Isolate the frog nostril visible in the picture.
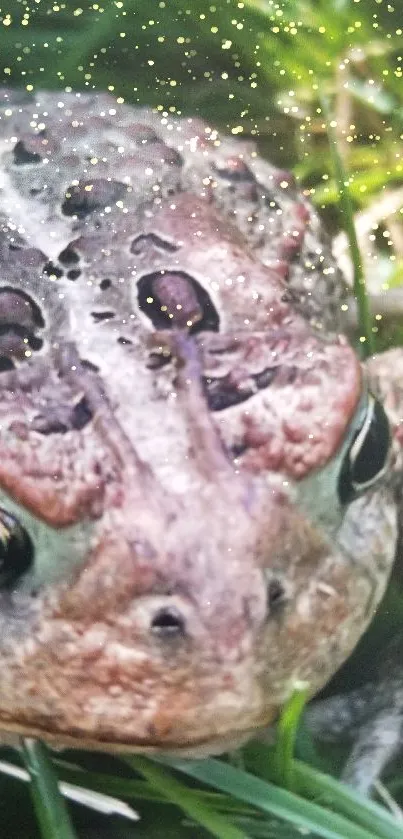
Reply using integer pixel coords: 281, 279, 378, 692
150, 605, 186, 638
137, 270, 219, 333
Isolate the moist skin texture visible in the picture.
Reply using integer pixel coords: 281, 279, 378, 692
0, 88, 396, 755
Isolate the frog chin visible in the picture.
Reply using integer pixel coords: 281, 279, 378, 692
0, 719, 258, 757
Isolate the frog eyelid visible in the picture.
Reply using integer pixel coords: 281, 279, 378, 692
351, 393, 391, 488
349, 393, 377, 467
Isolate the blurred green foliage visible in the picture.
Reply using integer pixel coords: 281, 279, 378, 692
1, 1, 402, 263
0, 0, 401, 140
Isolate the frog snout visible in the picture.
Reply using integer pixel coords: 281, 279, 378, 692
125, 564, 270, 657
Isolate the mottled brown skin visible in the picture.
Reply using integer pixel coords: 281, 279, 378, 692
0, 89, 396, 754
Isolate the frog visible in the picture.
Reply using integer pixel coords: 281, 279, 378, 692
0, 87, 397, 770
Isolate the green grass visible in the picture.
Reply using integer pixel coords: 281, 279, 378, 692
0, 683, 399, 838
21, 739, 78, 839
2, 694, 402, 839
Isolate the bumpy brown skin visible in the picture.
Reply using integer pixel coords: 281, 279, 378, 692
0, 89, 396, 754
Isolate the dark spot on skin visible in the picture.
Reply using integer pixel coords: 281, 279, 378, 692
71, 396, 93, 430
230, 441, 248, 458
151, 606, 186, 637
131, 233, 179, 255
91, 311, 115, 323
147, 351, 171, 370
0, 357, 14, 372
61, 179, 128, 218
58, 245, 80, 265
80, 358, 99, 373
253, 368, 277, 390
33, 415, 69, 434
12, 140, 42, 166
43, 261, 63, 279
100, 278, 112, 290
32, 397, 93, 435
281, 290, 298, 305
206, 339, 240, 356
67, 269, 81, 281
263, 193, 281, 211
204, 366, 278, 411
212, 158, 255, 182
137, 270, 219, 333
204, 377, 250, 411
283, 366, 299, 386
267, 578, 286, 613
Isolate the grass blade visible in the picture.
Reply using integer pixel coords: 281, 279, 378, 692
320, 94, 374, 355
274, 685, 309, 790
0, 758, 138, 820
294, 760, 403, 839
161, 757, 397, 839
127, 755, 247, 839
21, 739, 78, 839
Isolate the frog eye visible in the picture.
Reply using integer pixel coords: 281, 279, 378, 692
0, 509, 33, 588
338, 395, 391, 505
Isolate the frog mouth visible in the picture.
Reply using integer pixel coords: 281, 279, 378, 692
0, 717, 264, 757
